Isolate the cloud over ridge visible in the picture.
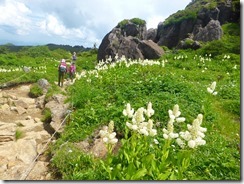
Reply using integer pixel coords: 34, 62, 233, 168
0, 0, 191, 47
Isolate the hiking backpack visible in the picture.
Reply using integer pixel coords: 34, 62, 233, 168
59, 63, 66, 72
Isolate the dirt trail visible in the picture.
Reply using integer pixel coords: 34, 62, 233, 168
0, 79, 106, 180
0, 84, 53, 180
0, 85, 43, 123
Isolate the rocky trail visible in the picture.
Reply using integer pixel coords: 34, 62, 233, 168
0, 75, 112, 180
0, 81, 69, 180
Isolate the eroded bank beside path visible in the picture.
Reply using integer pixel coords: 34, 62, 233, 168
0, 82, 69, 180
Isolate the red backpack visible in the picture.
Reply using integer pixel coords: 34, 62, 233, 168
59, 62, 67, 72
70, 65, 76, 73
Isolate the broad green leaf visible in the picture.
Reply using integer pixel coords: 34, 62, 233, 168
125, 163, 136, 180
123, 150, 130, 163
170, 171, 177, 180
157, 170, 172, 180
131, 168, 147, 180
161, 150, 169, 162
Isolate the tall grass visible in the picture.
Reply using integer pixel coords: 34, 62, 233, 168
50, 48, 240, 180
0, 22, 240, 180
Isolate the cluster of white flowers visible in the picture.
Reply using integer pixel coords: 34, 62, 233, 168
96, 54, 165, 71
99, 121, 118, 145
123, 103, 134, 118
0, 67, 22, 73
194, 54, 212, 62
163, 104, 186, 140
174, 55, 188, 60
0, 65, 47, 73
124, 102, 157, 137
74, 54, 166, 83
176, 114, 207, 149
194, 54, 212, 73
122, 102, 207, 149
74, 69, 101, 82
207, 81, 218, 95
223, 54, 231, 60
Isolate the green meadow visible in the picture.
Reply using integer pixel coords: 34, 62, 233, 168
0, 22, 240, 180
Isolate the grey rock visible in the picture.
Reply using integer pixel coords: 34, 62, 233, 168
194, 20, 223, 42
98, 19, 164, 61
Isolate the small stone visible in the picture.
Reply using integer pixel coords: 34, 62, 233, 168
26, 116, 32, 120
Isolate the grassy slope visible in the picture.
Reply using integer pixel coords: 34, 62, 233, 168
0, 22, 240, 180
52, 45, 240, 180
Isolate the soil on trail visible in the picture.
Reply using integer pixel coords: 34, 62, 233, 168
0, 85, 43, 123
0, 81, 109, 180
0, 84, 52, 180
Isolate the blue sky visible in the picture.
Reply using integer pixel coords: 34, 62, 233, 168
0, 0, 193, 47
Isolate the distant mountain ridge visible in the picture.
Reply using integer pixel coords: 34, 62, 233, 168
0, 43, 91, 53
46, 44, 91, 52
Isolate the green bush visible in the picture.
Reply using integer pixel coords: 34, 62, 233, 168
117, 18, 146, 28
29, 83, 43, 98
42, 108, 52, 124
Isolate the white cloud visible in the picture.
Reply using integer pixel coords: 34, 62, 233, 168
0, 0, 193, 47
0, 0, 32, 35
38, 14, 86, 40
39, 15, 67, 36
147, 15, 167, 29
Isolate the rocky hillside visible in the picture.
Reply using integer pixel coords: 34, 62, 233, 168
155, 0, 240, 49
97, 0, 240, 61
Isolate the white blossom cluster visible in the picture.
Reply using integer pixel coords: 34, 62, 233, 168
99, 121, 118, 145
176, 114, 207, 149
222, 54, 230, 61
74, 54, 166, 83
124, 102, 157, 137
194, 54, 212, 62
163, 104, 186, 140
0, 67, 22, 73
0, 65, 47, 73
207, 81, 218, 95
173, 55, 188, 60
96, 54, 165, 71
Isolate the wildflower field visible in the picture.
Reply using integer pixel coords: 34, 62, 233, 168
51, 50, 240, 180
0, 23, 240, 180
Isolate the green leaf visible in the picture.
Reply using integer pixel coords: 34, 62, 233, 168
123, 150, 130, 163
142, 153, 155, 166
157, 170, 172, 180
161, 150, 169, 162
131, 168, 147, 180
170, 171, 177, 180
182, 158, 190, 170
125, 163, 136, 180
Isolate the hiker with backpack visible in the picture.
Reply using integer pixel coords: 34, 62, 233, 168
72, 52, 77, 63
58, 59, 67, 87
69, 62, 76, 82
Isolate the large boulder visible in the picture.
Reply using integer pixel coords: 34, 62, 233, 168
138, 40, 164, 59
194, 20, 223, 42
37, 79, 50, 93
44, 94, 69, 132
146, 28, 157, 42
177, 37, 201, 50
156, 19, 195, 49
97, 18, 164, 61
121, 21, 147, 39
